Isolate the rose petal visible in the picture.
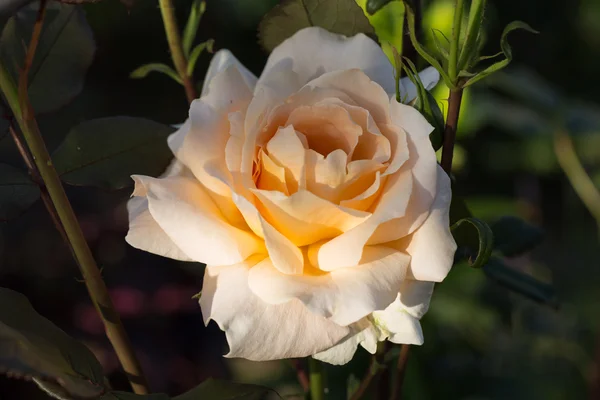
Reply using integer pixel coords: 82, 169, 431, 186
389, 166, 456, 282
340, 171, 384, 211
317, 169, 413, 270
133, 174, 264, 265
265, 125, 307, 193
313, 319, 380, 365
397, 280, 435, 319
200, 256, 349, 360
253, 189, 370, 247
257, 149, 288, 194
305, 149, 348, 203
202, 49, 257, 97
247, 246, 410, 326
259, 215, 304, 275
258, 27, 396, 97
372, 298, 424, 345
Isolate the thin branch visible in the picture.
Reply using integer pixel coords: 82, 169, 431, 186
440, 88, 464, 173
158, 0, 197, 104
389, 344, 410, 400
554, 128, 600, 235
350, 345, 387, 400
0, 0, 150, 394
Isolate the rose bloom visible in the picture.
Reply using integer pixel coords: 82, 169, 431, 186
127, 27, 456, 364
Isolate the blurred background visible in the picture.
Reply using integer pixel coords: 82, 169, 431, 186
0, 0, 599, 399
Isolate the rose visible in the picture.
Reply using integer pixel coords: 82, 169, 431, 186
126, 27, 457, 365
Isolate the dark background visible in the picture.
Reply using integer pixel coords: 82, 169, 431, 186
1, 0, 599, 399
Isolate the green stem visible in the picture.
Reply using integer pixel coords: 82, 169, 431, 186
309, 358, 324, 400
0, 64, 149, 395
441, 88, 464, 173
448, 0, 465, 83
554, 128, 600, 236
158, 0, 197, 104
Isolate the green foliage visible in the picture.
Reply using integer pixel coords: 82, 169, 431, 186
187, 39, 214, 76
130, 63, 183, 84
491, 216, 544, 257
365, 0, 394, 15
0, 163, 40, 220
451, 217, 494, 269
182, 0, 206, 57
258, 0, 375, 52
101, 393, 170, 400
0, 287, 105, 399
483, 258, 558, 308
401, 56, 445, 150
173, 378, 278, 400
52, 117, 175, 190
463, 21, 538, 88
0, 3, 95, 114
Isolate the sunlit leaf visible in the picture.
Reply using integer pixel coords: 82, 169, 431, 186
0, 3, 95, 113
186, 39, 214, 76
451, 217, 494, 268
491, 216, 544, 257
0, 288, 105, 399
53, 117, 175, 190
173, 378, 278, 400
365, 0, 394, 15
0, 163, 40, 220
182, 0, 206, 57
130, 63, 182, 84
463, 21, 538, 88
483, 257, 558, 308
402, 57, 445, 150
258, 0, 375, 52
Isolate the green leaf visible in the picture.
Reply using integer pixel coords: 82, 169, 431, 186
0, 287, 105, 399
182, 0, 206, 57
130, 63, 183, 84
401, 57, 445, 150
451, 217, 494, 268
490, 216, 544, 257
0, 3, 95, 113
173, 378, 278, 400
365, 0, 394, 15
258, 0, 375, 52
186, 39, 214, 76
53, 117, 175, 190
483, 257, 558, 308
463, 21, 538, 88
457, 0, 487, 70
0, 163, 40, 220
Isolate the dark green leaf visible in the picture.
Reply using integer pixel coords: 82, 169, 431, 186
491, 216, 544, 257
0, 163, 40, 220
366, 0, 394, 15
173, 378, 278, 400
53, 117, 175, 190
101, 392, 170, 400
402, 57, 445, 150
483, 257, 558, 308
463, 21, 538, 88
451, 217, 494, 268
130, 63, 183, 84
258, 0, 375, 52
0, 288, 105, 399
182, 0, 206, 57
0, 3, 95, 113
187, 39, 214, 76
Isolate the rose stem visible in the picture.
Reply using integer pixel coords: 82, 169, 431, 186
0, 1, 149, 394
308, 358, 325, 400
440, 88, 464, 173
159, 0, 197, 104
9, 124, 76, 257
554, 127, 600, 236
349, 343, 388, 400
389, 344, 410, 400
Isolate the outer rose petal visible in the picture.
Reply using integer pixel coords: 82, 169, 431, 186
390, 166, 456, 282
313, 319, 381, 365
126, 159, 192, 261
133, 174, 264, 266
247, 246, 410, 326
258, 27, 396, 97
202, 49, 257, 97
200, 256, 350, 360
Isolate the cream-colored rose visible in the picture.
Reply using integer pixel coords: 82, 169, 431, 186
127, 27, 456, 364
